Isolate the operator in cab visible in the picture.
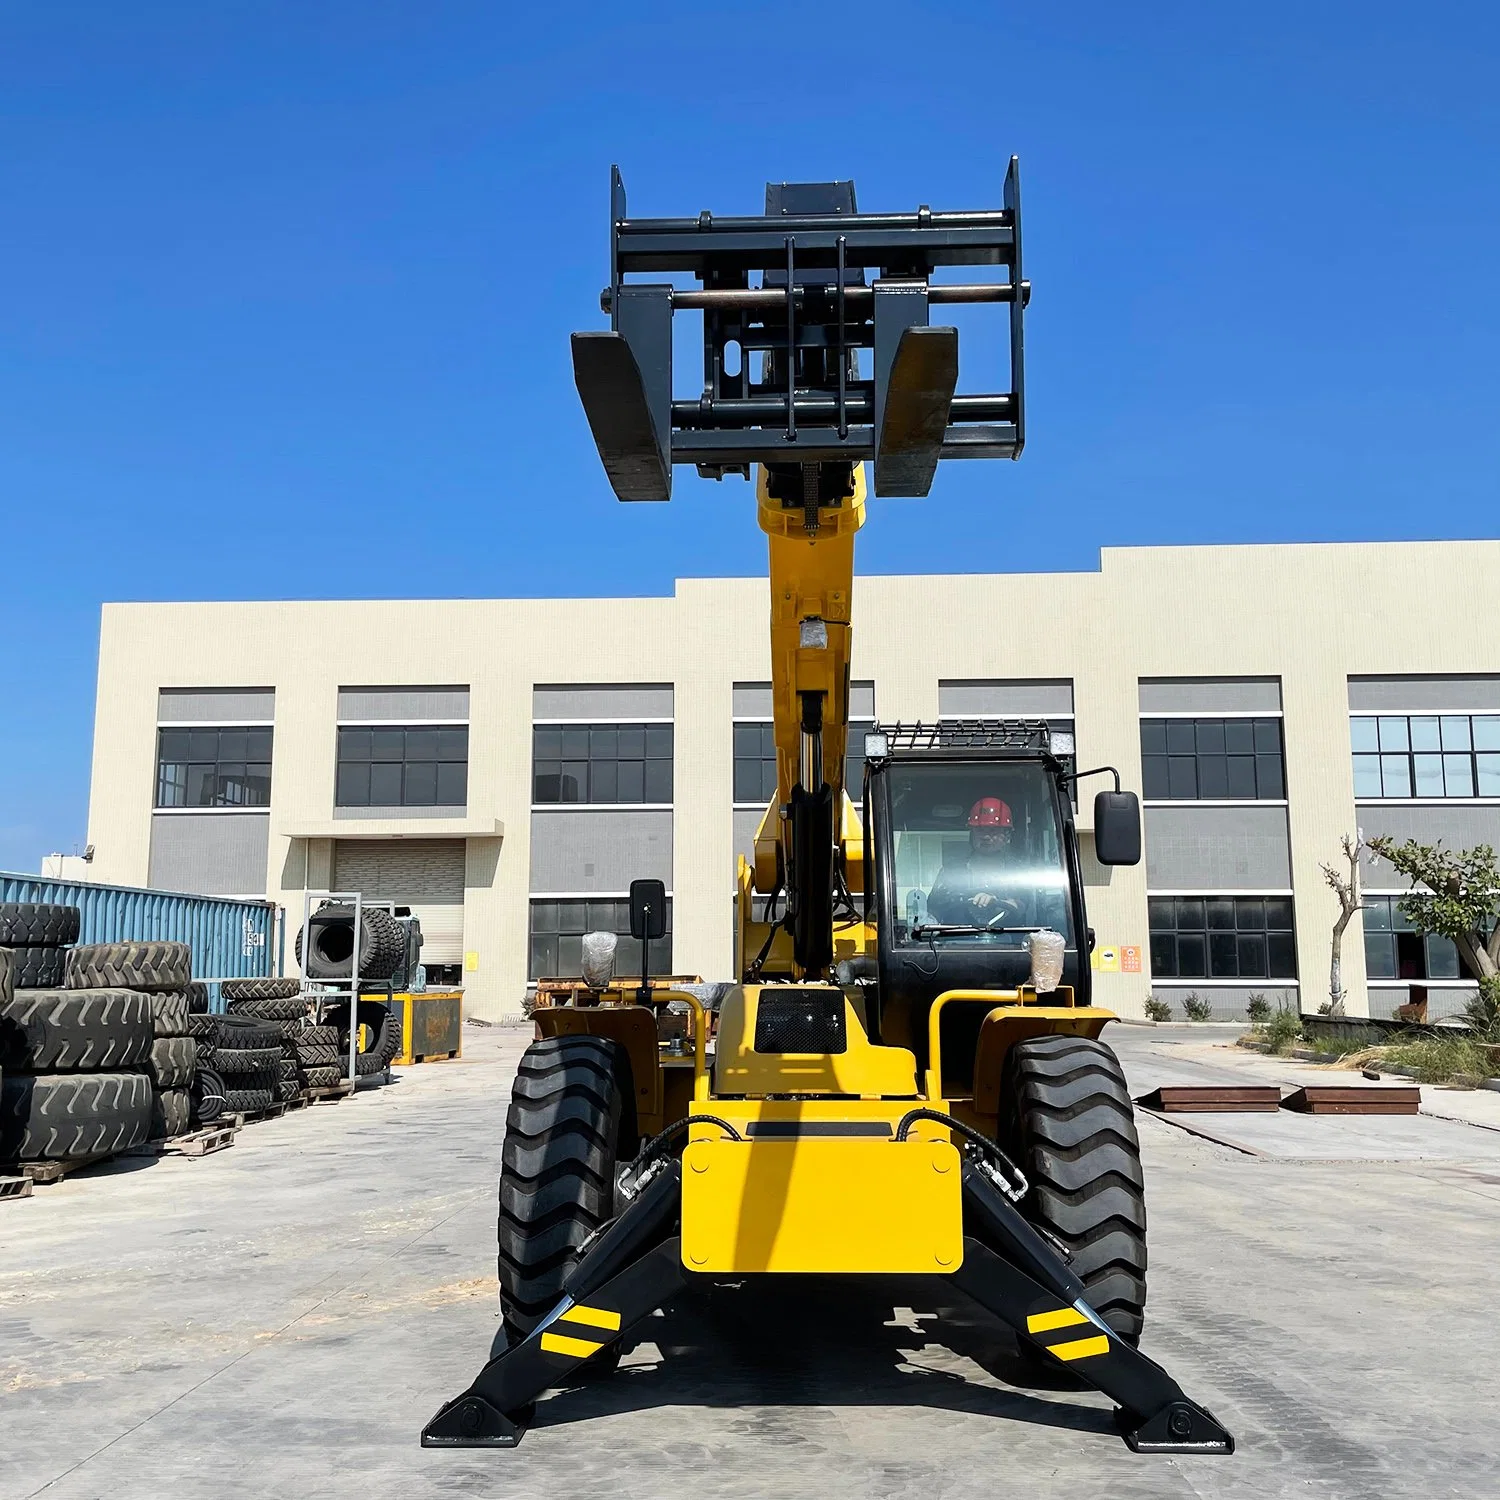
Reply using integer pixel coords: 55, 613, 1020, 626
925, 797, 1029, 926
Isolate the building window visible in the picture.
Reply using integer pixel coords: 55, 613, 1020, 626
844, 719, 877, 801
1140, 718, 1285, 800
734, 719, 877, 805
1149, 896, 1297, 980
532, 724, 673, 805
529, 898, 673, 979
1351, 714, 1500, 799
733, 722, 777, 804
1361, 896, 1464, 980
156, 727, 273, 808
335, 726, 468, 807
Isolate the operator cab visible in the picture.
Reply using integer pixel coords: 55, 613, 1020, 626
862, 721, 1137, 1074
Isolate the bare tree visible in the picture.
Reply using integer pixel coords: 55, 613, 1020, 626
1320, 832, 1365, 1018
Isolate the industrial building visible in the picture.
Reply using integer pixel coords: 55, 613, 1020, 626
81, 538, 1500, 1022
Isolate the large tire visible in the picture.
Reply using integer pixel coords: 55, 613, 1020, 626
300, 1063, 342, 1089
221, 977, 301, 1001
10, 946, 66, 991
0, 990, 153, 1072
295, 1042, 339, 1067
150, 1088, 192, 1139
325, 1000, 402, 1068
184, 981, 209, 1015
226, 996, 309, 1023
1, 1071, 152, 1160
65, 941, 192, 993
148, 992, 192, 1038
147, 1036, 197, 1089
222, 1075, 278, 1113
216, 1043, 282, 1076
497, 1036, 636, 1339
0, 903, 81, 947
295, 905, 405, 982
999, 1034, 1148, 1344
186, 1013, 219, 1062
212, 1015, 283, 1051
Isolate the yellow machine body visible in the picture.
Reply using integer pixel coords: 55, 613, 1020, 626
532, 979, 1113, 1276
680, 1129, 963, 1274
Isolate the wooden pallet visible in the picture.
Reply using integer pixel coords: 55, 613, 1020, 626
1, 1175, 33, 1201
0, 1152, 119, 1186
1137, 1085, 1283, 1113
227, 1081, 353, 1127
234, 1100, 288, 1125
128, 1125, 238, 1159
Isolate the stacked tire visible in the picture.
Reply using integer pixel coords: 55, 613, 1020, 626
66, 939, 198, 1144
209, 1013, 285, 1115
224, 978, 313, 1101
188, 1011, 227, 1127
0, 901, 77, 989
0, 920, 193, 1161
326, 998, 403, 1079
293, 1021, 342, 1090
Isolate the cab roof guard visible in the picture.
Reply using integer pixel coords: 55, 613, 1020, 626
867, 720, 1054, 757
572, 160, 1028, 502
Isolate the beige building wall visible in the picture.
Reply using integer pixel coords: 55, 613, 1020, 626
86, 540, 1500, 1021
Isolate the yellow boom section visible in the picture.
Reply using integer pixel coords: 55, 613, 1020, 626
750, 465, 867, 897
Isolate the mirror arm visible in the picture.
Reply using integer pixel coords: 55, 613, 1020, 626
1062, 764, 1122, 794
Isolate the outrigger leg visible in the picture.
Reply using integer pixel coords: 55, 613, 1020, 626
955, 1163, 1234, 1454
422, 1157, 1232, 1455
421, 1163, 686, 1448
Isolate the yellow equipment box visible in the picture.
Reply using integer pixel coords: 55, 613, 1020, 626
386, 990, 463, 1066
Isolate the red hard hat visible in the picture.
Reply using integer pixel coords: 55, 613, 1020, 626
969, 797, 1013, 828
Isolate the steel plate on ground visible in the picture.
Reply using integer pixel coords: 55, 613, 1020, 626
1135, 1085, 1282, 1113
1281, 1086, 1421, 1115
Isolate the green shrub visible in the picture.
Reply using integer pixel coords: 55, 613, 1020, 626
1382, 1033, 1493, 1083
1264, 1005, 1302, 1054
1144, 995, 1173, 1022
1245, 993, 1271, 1023
1463, 975, 1500, 1041
1182, 992, 1214, 1022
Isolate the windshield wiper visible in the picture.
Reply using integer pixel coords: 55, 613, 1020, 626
911, 923, 1040, 940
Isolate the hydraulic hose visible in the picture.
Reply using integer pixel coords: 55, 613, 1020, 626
618, 1114, 743, 1200
893, 1107, 1029, 1200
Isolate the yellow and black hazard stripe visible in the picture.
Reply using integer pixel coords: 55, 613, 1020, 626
1025, 1306, 1111, 1363
537, 1303, 623, 1359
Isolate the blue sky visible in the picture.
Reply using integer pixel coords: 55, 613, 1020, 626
1, 2, 1497, 872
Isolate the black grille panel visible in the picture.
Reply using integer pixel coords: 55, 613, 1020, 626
754, 989, 847, 1054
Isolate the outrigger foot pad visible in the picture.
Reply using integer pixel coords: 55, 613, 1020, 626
420, 1165, 687, 1449
422, 1394, 531, 1448
1120, 1400, 1235, 1455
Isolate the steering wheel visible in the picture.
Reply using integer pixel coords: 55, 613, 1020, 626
976, 896, 1024, 928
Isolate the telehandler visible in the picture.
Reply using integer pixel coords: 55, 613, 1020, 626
423, 161, 1233, 1455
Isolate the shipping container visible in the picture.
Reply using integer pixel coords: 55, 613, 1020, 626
0, 872, 277, 1006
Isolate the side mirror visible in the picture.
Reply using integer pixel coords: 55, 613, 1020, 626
628, 878, 667, 1005
1093, 790, 1142, 866
629, 878, 667, 939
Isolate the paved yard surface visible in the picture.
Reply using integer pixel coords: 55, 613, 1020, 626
4, 1022, 1498, 1500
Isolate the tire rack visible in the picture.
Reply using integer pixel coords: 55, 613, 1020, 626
297, 890, 394, 1085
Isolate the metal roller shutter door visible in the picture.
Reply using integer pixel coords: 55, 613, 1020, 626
332, 840, 466, 965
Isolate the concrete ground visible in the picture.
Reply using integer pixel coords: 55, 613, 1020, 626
4, 1022, 1499, 1500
